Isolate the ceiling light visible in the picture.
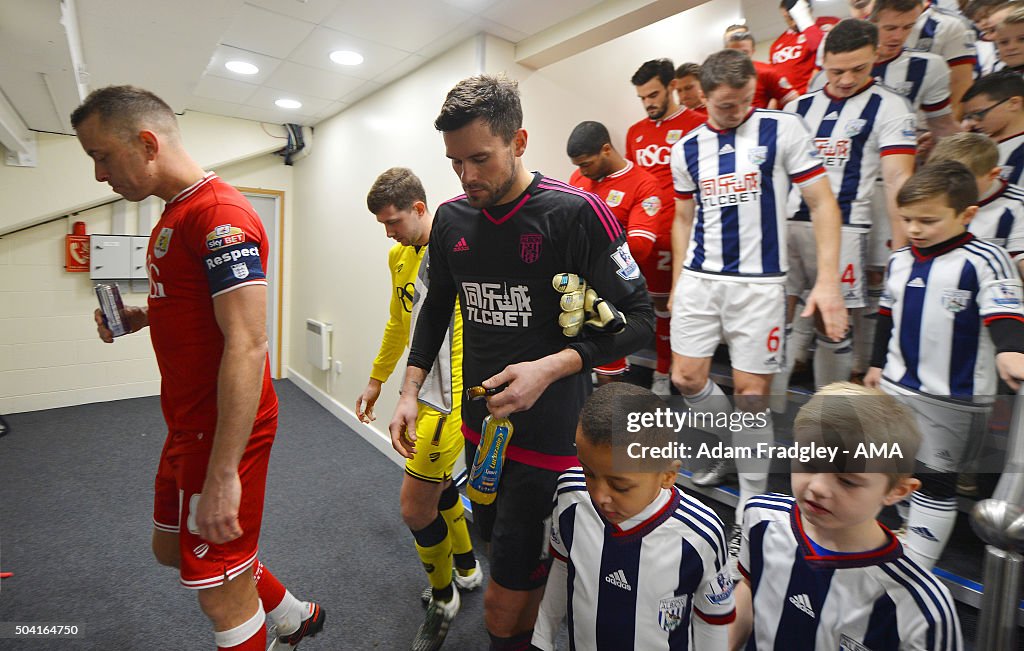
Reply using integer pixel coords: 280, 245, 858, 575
275, 98, 302, 109
330, 50, 364, 66
225, 60, 259, 75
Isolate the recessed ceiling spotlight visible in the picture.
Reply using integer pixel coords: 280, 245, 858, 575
275, 98, 302, 109
330, 50, 364, 66
225, 60, 259, 75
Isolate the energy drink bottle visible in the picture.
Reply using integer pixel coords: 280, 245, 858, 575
465, 385, 513, 505
95, 283, 130, 337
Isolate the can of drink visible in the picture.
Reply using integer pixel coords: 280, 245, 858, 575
95, 283, 130, 337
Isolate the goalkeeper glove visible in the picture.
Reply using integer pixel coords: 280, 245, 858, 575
552, 273, 627, 337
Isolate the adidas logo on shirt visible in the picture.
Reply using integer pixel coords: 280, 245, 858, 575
907, 277, 926, 288
719, 144, 735, 155
789, 593, 815, 618
453, 237, 470, 252
604, 569, 632, 591
909, 526, 939, 542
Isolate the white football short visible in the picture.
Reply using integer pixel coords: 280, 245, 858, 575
670, 272, 786, 374
786, 221, 868, 309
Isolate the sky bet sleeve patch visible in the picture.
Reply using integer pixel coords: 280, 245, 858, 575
204, 242, 266, 296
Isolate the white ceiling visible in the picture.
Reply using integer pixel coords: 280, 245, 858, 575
0, 0, 854, 140
0, 0, 610, 135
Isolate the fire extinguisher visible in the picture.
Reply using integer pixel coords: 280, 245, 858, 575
65, 221, 90, 272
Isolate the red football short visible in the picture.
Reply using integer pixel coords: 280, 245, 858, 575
153, 419, 276, 589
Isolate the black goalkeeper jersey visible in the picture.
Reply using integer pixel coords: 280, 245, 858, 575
408, 173, 654, 466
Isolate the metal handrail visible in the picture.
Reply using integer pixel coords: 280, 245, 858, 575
970, 387, 1024, 650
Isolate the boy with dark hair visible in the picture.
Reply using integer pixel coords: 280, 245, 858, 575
730, 382, 963, 650
533, 383, 735, 650
864, 160, 1024, 567
961, 70, 1024, 184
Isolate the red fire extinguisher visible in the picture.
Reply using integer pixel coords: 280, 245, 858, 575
65, 221, 89, 272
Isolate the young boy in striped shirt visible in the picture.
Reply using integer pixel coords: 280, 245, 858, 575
532, 382, 735, 650
731, 383, 963, 650
865, 160, 1024, 568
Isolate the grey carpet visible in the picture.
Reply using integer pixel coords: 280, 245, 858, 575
0, 379, 496, 650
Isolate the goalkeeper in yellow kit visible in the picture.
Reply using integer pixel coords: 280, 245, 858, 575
355, 167, 481, 651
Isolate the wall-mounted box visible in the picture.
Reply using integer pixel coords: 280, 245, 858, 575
90, 235, 131, 280
130, 236, 149, 280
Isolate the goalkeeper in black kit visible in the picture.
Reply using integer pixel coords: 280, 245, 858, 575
389, 74, 654, 651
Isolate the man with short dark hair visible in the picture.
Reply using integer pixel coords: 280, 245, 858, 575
73, 85, 323, 651
674, 62, 707, 113
566, 121, 673, 384
782, 19, 917, 392
626, 59, 704, 395
391, 75, 654, 651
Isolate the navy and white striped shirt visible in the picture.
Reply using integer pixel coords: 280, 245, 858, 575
880, 233, 1024, 398
740, 494, 963, 651
808, 50, 951, 117
786, 81, 917, 227
671, 109, 825, 279
998, 131, 1024, 186
537, 469, 735, 651
970, 181, 1024, 260
908, 3, 977, 69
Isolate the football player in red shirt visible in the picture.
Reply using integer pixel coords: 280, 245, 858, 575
627, 59, 705, 395
770, 0, 840, 93
724, 25, 800, 108
73, 86, 323, 651
568, 121, 674, 385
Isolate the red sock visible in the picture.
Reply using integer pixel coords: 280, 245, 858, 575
655, 313, 671, 374
252, 559, 286, 612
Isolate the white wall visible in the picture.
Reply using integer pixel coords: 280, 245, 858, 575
513, 0, 744, 182
285, 37, 482, 457
284, 0, 745, 448
0, 149, 293, 414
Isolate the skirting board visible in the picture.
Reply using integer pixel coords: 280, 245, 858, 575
286, 368, 406, 469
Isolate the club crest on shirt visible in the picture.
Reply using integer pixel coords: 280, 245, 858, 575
666, 129, 683, 144
659, 596, 688, 632
845, 119, 867, 137
891, 81, 914, 97
642, 195, 662, 216
941, 288, 971, 313
231, 262, 250, 280
606, 190, 625, 207
520, 234, 543, 264
748, 146, 768, 166
839, 633, 871, 651
153, 227, 173, 258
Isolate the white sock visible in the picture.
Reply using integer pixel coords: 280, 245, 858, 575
213, 601, 265, 649
813, 329, 853, 387
267, 593, 310, 636
791, 309, 815, 364
734, 412, 773, 524
684, 380, 733, 440
904, 492, 958, 570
